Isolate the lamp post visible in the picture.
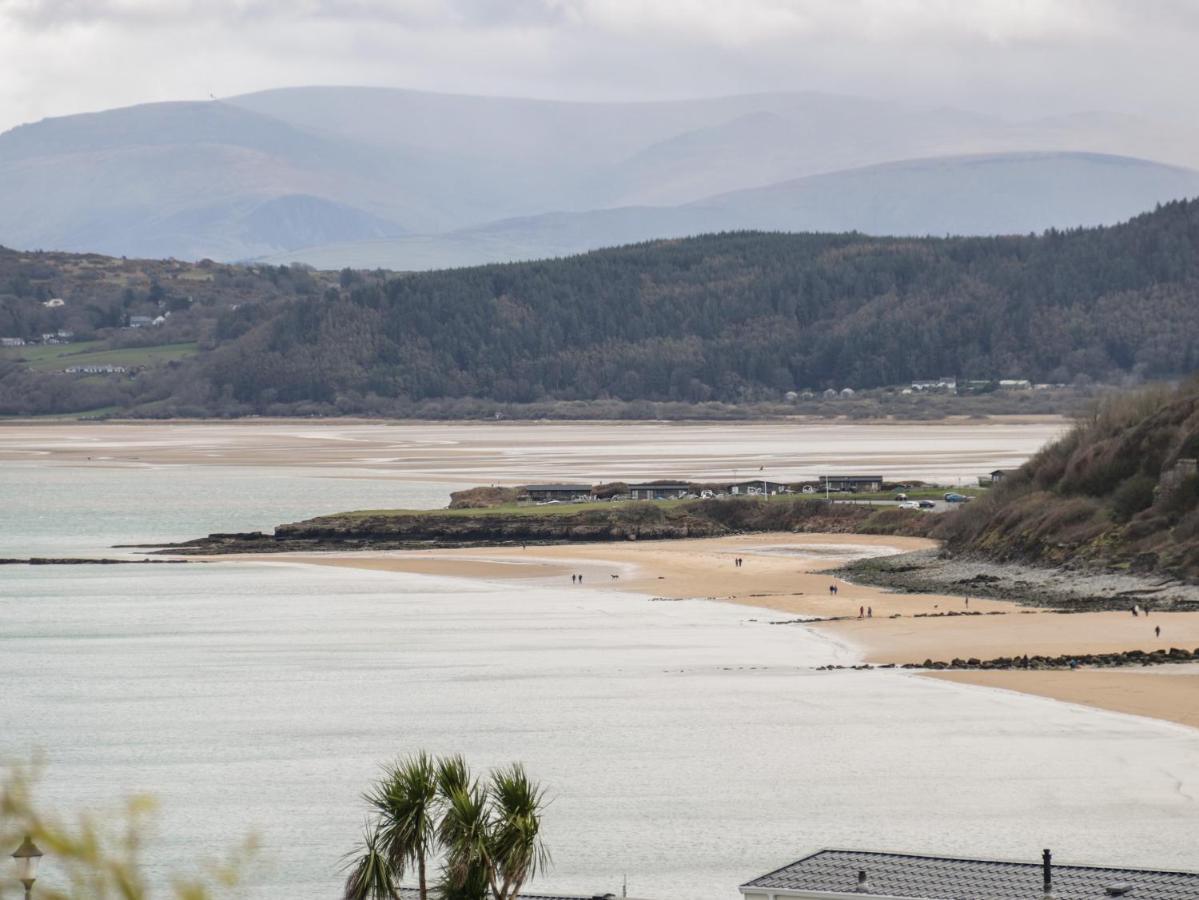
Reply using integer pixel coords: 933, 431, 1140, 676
12, 836, 43, 900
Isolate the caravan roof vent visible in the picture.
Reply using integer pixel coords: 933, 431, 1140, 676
1105, 884, 1134, 896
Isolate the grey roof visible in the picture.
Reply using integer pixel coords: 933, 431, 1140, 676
524, 484, 594, 491
628, 483, 690, 489
742, 849, 1199, 899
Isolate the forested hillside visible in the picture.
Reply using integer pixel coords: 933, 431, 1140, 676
937, 379, 1199, 579
198, 200, 1199, 409
2, 200, 1198, 417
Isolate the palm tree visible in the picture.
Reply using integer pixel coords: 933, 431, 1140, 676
439, 762, 550, 900
435, 755, 490, 900
345, 753, 551, 900
486, 764, 550, 900
438, 775, 493, 898
343, 822, 396, 900
368, 752, 439, 900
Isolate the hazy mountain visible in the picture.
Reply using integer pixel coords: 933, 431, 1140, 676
261, 152, 1199, 271
5, 86, 1199, 263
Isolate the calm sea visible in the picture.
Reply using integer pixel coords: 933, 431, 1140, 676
2, 433, 1198, 899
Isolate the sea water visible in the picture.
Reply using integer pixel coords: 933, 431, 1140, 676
2, 438, 1198, 899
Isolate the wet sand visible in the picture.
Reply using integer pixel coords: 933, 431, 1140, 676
930, 668, 1199, 730
214, 532, 1199, 731
0, 418, 1067, 484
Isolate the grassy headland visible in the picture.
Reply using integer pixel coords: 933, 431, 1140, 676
159, 495, 936, 555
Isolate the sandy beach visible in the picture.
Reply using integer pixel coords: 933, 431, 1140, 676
216, 531, 1199, 731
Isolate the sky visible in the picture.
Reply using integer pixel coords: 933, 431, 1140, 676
1, 0, 1198, 133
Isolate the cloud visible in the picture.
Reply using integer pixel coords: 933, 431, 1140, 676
0, 0, 1197, 133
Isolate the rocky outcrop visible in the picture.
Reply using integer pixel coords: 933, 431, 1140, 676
840, 549, 1199, 611
0, 557, 194, 565
816, 647, 1199, 671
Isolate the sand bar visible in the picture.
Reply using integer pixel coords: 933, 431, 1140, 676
0, 419, 1067, 484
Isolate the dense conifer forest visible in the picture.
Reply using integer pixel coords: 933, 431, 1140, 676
2, 199, 1198, 417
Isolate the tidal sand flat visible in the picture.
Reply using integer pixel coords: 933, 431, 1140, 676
0, 418, 1067, 484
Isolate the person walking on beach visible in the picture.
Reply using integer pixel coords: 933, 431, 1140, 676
867, 606, 872, 618
1155, 625, 1161, 638
859, 606, 864, 618
965, 597, 970, 608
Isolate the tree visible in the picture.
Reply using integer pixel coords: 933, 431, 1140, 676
367, 752, 439, 900
342, 823, 396, 900
345, 755, 550, 900
479, 765, 549, 900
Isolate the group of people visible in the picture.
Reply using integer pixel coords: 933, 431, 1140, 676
570, 573, 584, 584
1130, 604, 1163, 637
733, 557, 745, 567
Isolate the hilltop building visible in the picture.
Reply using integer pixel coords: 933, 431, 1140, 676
525, 484, 594, 502
820, 475, 884, 492
628, 482, 690, 500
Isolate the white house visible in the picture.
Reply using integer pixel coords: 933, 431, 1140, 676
741, 848, 1199, 899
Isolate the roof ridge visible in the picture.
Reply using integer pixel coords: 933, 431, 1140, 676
767, 847, 1199, 878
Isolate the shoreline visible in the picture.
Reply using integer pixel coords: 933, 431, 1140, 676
200, 532, 1199, 731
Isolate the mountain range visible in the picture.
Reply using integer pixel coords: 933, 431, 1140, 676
4, 86, 1199, 267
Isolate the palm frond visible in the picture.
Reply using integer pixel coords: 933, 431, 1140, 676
342, 822, 397, 900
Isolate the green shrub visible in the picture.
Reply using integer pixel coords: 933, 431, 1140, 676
1110, 474, 1157, 522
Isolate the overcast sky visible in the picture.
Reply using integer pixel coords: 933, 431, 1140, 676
1, 0, 1197, 133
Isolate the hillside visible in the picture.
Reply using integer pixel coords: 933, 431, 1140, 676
7, 86, 1199, 265
937, 380, 1199, 579
265, 152, 1199, 271
2, 200, 1199, 418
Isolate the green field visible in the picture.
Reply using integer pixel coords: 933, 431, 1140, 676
330, 498, 700, 520
330, 487, 983, 521
819, 485, 988, 501
2, 341, 199, 371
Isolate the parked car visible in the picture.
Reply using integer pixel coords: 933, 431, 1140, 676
944, 492, 972, 503
917, 499, 936, 509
